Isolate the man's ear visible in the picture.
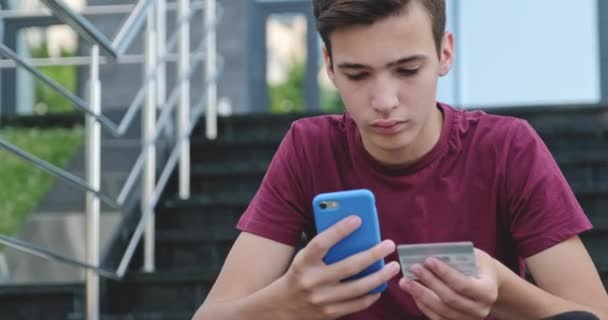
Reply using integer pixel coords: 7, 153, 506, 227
323, 46, 336, 85
438, 32, 455, 77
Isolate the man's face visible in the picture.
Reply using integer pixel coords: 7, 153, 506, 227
325, 3, 454, 165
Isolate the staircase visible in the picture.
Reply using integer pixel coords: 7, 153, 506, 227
1, 107, 607, 319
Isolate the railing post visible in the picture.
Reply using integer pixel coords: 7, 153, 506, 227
206, 0, 217, 140
143, 3, 158, 273
156, 0, 167, 112
178, 0, 191, 199
85, 44, 101, 320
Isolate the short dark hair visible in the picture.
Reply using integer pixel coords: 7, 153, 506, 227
313, 0, 446, 60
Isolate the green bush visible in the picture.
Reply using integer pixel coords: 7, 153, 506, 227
0, 126, 83, 240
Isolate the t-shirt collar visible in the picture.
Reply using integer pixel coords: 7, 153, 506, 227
348, 102, 455, 176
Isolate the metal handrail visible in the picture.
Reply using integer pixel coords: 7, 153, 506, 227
0, 1, 213, 200
0, 234, 120, 280
0, 1, 205, 19
0, 68, 223, 279
0, 3, 219, 139
0, 8, 217, 208
0, 43, 121, 133
0, 42, 215, 208
114, 5, 204, 137
0, 138, 118, 208
116, 93, 208, 277
117, 37, 223, 205
0, 52, 205, 68
39, 0, 117, 58
111, 0, 156, 56
0, 4, 138, 19
0, 1, 221, 318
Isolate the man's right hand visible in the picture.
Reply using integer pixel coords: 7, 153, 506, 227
272, 215, 400, 320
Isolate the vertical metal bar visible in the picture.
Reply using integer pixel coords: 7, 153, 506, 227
85, 44, 101, 320
305, 13, 319, 111
247, 4, 268, 112
1, 25, 18, 118
156, 0, 167, 110
143, 4, 157, 273
206, 0, 218, 140
178, 0, 191, 199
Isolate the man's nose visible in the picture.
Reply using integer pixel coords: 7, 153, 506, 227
371, 88, 399, 114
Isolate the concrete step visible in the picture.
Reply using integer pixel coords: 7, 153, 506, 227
189, 137, 280, 165
69, 311, 195, 320
191, 113, 306, 140
102, 269, 215, 314
153, 228, 237, 271
490, 105, 608, 139
156, 199, 246, 233
188, 169, 265, 198
161, 192, 255, 210
0, 283, 83, 320
580, 229, 608, 271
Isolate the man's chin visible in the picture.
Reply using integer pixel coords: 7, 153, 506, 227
374, 129, 414, 145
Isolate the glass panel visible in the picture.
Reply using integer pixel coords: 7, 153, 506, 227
266, 13, 307, 113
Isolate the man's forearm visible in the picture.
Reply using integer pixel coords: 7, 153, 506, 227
193, 298, 274, 320
192, 281, 291, 320
490, 260, 605, 320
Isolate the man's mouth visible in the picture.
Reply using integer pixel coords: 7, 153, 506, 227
370, 120, 407, 135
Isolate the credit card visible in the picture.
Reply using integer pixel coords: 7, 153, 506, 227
397, 241, 478, 280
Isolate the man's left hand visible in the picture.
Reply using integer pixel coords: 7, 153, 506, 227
398, 248, 501, 320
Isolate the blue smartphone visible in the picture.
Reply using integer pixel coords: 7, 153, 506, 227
312, 189, 387, 293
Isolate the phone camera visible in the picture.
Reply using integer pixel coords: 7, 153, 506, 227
319, 202, 328, 209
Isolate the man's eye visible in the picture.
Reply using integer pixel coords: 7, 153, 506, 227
345, 73, 368, 81
398, 68, 419, 76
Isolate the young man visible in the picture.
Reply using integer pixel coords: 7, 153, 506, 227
194, 0, 608, 319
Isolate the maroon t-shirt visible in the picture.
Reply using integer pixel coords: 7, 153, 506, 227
237, 103, 592, 319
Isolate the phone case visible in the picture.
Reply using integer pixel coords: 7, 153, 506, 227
312, 189, 387, 293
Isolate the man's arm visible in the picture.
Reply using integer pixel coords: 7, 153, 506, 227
193, 216, 400, 320
491, 236, 608, 320
193, 232, 296, 320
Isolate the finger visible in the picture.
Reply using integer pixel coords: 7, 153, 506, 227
411, 263, 482, 316
303, 216, 361, 262
415, 300, 443, 320
399, 278, 467, 320
322, 293, 381, 319
425, 256, 494, 303
322, 239, 395, 281
318, 261, 400, 303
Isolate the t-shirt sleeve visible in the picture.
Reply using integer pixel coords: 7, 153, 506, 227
505, 120, 592, 258
236, 122, 311, 247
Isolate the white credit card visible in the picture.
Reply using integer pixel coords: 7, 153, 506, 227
397, 241, 478, 280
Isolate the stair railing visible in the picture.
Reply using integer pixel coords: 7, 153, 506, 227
0, 1, 221, 319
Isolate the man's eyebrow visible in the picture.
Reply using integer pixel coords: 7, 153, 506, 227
336, 62, 369, 70
336, 55, 427, 70
386, 55, 427, 68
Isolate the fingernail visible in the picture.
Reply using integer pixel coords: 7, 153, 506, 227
347, 216, 361, 226
388, 261, 400, 272
382, 240, 395, 250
